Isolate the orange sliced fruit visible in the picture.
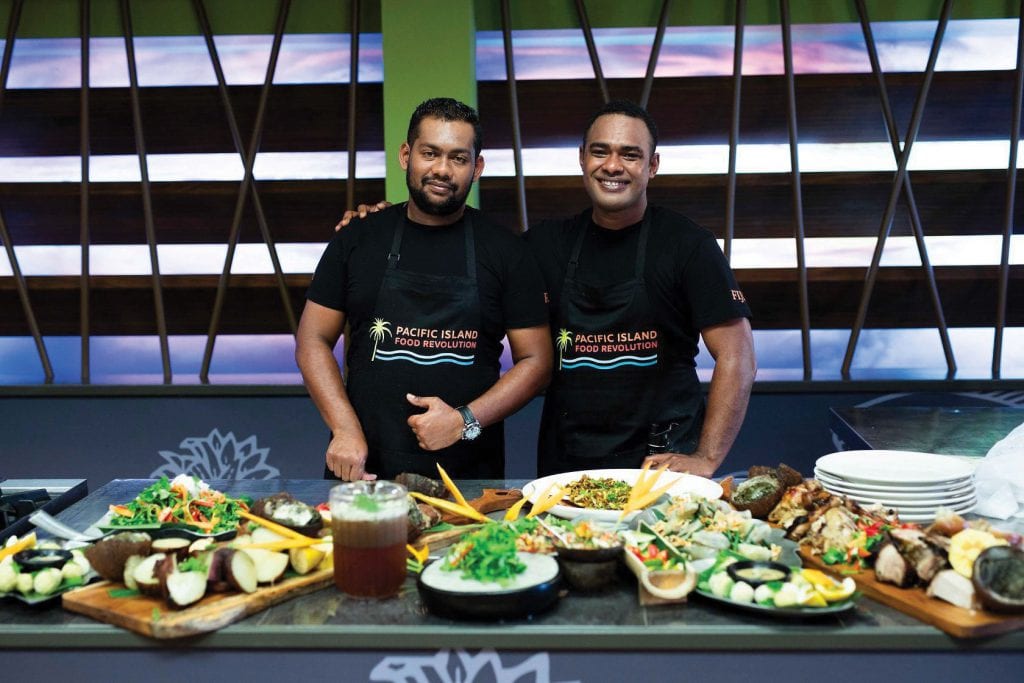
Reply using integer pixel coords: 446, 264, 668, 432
949, 528, 1008, 578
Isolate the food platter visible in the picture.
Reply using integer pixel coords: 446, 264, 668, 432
90, 512, 238, 542
416, 552, 562, 619
522, 469, 723, 523
693, 587, 858, 620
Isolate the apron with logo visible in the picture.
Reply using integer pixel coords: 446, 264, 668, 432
338, 209, 503, 479
538, 209, 704, 476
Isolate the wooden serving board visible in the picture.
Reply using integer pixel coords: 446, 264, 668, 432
800, 550, 1024, 639
62, 569, 332, 639
415, 488, 523, 553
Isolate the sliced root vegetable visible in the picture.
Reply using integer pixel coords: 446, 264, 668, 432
289, 546, 326, 575
151, 537, 191, 560
240, 548, 290, 584
251, 526, 287, 545
165, 570, 208, 609
313, 542, 333, 571
205, 547, 230, 592
224, 549, 258, 593
122, 554, 145, 591
504, 495, 530, 521
132, 553, 167, 596
188, 537, 215, 555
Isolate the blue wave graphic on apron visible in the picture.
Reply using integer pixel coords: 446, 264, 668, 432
374, 349, 475, 366
561, 354, 657, 370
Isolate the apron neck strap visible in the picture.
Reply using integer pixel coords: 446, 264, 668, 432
388, 205, 476, 281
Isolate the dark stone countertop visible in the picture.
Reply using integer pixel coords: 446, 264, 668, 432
831, 406, 1024, 457
1, 478, 1022, 652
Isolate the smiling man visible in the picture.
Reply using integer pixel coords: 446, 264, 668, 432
296, 98, 551, 481
525, 100, 756, 478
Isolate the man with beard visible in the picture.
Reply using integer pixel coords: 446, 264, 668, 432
337, 100, 754, 481
297, 98, 551, 481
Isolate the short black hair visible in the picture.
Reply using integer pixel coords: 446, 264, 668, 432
582, 100, 659, 154
407, 97, 483, 157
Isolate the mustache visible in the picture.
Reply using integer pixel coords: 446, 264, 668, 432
421, 175, 456, 191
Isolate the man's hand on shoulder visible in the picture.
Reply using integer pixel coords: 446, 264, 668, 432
335, 200, 392, 232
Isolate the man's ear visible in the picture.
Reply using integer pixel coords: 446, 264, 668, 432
473, 155, 485, 182
649, 151, 660, 178
399, 141, 411, 170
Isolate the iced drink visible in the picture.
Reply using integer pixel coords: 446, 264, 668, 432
329, 481, 408, 598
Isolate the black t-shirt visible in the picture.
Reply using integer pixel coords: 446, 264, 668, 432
307, 204, 548, 369
525, 205, 751, 366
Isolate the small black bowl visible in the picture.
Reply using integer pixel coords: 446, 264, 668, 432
13, 548, 73, 571
554, 543, 623, 563
726, 560, 791, 588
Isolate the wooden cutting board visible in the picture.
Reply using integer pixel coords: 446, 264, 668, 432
800, 550, 1024, 639
414, 488, 523, 553
62, 569, 332, 639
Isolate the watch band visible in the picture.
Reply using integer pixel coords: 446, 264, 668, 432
456, 405, 481, 441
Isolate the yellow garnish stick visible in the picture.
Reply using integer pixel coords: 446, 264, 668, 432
409, 491, 492, 523
436, 463, 471, 510
631, 460, 653, 500
623, 477, 679, 515
504, 495, 530, 521
0, 532, 36, 563
526, 483, 566, 518
236, 537, 321, 551
629, 462, 669, 507
406, 544, 429, 564
238, 510, 310, 541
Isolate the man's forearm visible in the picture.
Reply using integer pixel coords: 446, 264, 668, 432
693, 351, 755, 469
296, 340, 363, 438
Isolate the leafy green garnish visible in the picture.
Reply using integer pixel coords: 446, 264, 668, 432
442, 522, 528, 585
178, 556, 207, 573
353, 492, 380, 513
151, 607, 162, 621
108, 588, 141, 598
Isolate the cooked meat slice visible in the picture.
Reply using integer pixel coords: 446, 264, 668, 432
875, 541, 919, 587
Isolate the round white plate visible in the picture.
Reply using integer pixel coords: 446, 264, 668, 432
814, 450, 974, 487
897, 504, 976, 523
820, 489, 978, 510
816, 475, 975, 503
813, 469, 973, 497
522, 468, 722, 523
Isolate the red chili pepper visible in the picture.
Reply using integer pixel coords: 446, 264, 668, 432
191, 499, 214, 508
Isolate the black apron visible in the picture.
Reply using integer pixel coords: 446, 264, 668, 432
538, 209, 705, 476
333, 208, 503, 480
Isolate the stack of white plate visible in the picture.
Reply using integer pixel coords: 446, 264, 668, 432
814, 450, 977, 523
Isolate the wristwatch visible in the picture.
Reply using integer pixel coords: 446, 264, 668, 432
456, 405, 482, 441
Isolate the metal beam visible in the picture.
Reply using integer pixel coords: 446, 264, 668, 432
501, 0, 528, 233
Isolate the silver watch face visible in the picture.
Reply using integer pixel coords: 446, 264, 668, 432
463, 422, 482, 441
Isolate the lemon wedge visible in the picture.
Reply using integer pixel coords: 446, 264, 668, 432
801, 568, 856, 603
800, 590, 828, 607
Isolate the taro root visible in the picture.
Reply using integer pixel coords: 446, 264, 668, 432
164, 569, 208, 609
239, 548, 289, 584
407, 498, 442, 541
131, 552, 168, 596
151, 536, 191, 561
82, 532, 153, 582
122, 554, 145, 591
250, 493, 323, 538
729, 475, 784, 519
217, 548, 258, 593
972, 545, 1024, 614
396, 472, 447, 499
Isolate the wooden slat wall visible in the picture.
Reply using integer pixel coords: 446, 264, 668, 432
1, 70, 1020, 338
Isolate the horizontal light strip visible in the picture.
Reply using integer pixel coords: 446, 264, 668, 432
2, 328, 1021, 385
0, 20, 1016, 90
4, 140, 1024, 183
2, 236, 1020, 277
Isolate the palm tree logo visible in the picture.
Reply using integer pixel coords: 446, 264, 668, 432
369, 318, 392, 361
555, 328, 573, 369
